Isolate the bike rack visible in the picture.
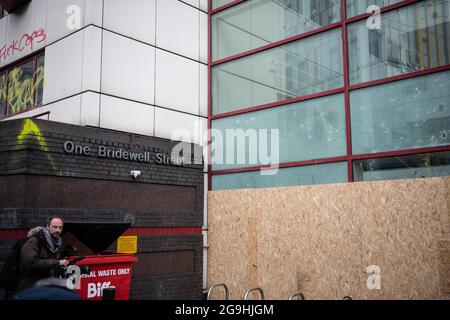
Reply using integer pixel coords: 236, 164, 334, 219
206, 284, 229, 300
288, 292, 305, 300
342, 296, 353, 300
243, 288, 265, 300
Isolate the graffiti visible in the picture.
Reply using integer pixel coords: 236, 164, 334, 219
0, 74, 6, 112
33, 63, 45, 104
17, 119, 57, 172
0, 29, 46, 63
6, 63, 44, 115
7, 66, 32, 114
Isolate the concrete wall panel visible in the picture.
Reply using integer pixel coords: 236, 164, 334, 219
102, 30, 155, 105
99, 94, 154, 137
156, 0, 199, 61
103, 0, 156, 45
155, 49, 199, 115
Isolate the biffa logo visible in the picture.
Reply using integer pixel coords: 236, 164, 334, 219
87, 281, 112, 298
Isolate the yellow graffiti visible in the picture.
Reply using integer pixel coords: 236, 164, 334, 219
7, 67, 32, 114
7, 64, 44, 115
18, 119, 57, 172
0, 74, 6, 112
33, 65, 45, 103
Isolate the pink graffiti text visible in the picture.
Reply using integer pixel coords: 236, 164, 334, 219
0, 29, 46, 63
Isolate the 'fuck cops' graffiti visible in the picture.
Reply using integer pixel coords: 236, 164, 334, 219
0, 29, 46, 63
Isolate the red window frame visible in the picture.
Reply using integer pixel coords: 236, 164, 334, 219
207, 0, 450, 189
0, 51, 45, 119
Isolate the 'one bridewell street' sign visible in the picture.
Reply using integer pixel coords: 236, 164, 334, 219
63, 140, 185, 166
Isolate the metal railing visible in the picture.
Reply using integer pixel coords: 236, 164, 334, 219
288, 292, 305, 300
207, 283, 229, 300
243, 288, 265, 300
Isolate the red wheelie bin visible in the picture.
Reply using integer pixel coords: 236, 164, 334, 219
62, 222, 138, 300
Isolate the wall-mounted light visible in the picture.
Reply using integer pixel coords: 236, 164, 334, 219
130, 170, 141, 179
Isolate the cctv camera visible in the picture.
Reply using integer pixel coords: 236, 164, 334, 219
130, 170, 141, 178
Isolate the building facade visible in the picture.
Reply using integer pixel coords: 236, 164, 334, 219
209, 0, 450, 189
0, 118, 205, 299
0, 0, 208, 299
0, 0, 449, 300
207, 0, 450, 300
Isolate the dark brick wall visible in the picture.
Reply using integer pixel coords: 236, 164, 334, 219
0, 118, 204, 300
133, 251, 196, 277
0, 119, 203, 186
129, 235, 203, 300
1, 175, 198, 210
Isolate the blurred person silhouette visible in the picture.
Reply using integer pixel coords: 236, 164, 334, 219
14, 277, 81, 300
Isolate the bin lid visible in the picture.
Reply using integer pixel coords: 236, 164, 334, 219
73, 254, 138, 265
62, 222, 131, 253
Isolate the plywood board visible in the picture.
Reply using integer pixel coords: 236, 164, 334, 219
208, 177, 450, 300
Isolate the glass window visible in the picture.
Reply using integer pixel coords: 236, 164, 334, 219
1, 54, 44, 117
34, 55, 45, 106
351, 71, 450, 155
0, 73, 6, 116
353, 151, 450, 181
212, 0, 341, 61
212, 93, 346, 171
212, 161, 348, 190
212, 0, 239, 10
346, 0, 403, 18
212, 28, 343, 115
347, 0, 450, 85
7, 60, 34, 115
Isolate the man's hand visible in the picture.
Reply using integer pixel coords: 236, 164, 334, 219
59, 259, 69, 267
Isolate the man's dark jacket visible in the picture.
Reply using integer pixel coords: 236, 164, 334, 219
17, 227, 65, 292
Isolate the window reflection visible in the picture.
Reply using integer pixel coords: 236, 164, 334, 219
210, 0, 450, 187
1, 55, 45, 117
353, 151, 450, 181
7, 61, 34, 115
351, 71, 450, 154
212, 0, 341, 61
34, 56, 45, 107
212, 0, 238, 10
0, 73, 6, 116
212, 94, 346, 170
346, 0, 403, 18
212, 28, 343, 115
212, 162, 348, 190
348, 0, 450, 85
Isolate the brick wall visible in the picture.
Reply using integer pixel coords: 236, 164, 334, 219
0, 118, 204, 300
